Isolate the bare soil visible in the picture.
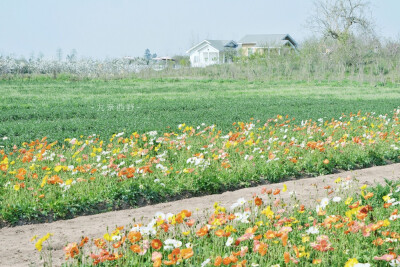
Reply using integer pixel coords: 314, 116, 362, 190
1, 163, 400, 267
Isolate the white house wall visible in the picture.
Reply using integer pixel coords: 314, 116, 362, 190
189, 44, 221, 67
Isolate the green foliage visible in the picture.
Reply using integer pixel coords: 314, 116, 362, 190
1, 79, 400, 150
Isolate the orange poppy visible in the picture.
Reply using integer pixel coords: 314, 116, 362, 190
232, 260, 247, 267
258, 242, 268, 256
185, 219, 195, 227
117, 153, 126, 159
229, 254, 238, 263
299, 205, 305, 213
245, 225, 258, 234
293, 245, 300, 258
254, 197, 263, 206
334, 223, 344, 229
265, 230, 276, 239
221, 162, 231, 169
215, 229, 225, 237
284, 252, 290, 263
372, 238, 384, 246
310, 235, 334, 251
214, 256, 222, 266
63, 242, 79, 259
151, 239, 163, 250
232, 251, 240, 257
382, 231, 390, 237
318, 209, 327, 216
0, 164, 7, 172
47, 175, 63, 185
268, 152, 276, 160
127, 231, 142, 243
181, 210, 192, 217
175, 213, 184, 224
222, 257, 232, 265
254, 234, 262, 240
349, 201, 360, 209
281, 233, 288, 246
79, 237, 89, 247
139, 165, 153, 174
356, 212, 368, 221
384, 203, 392, 208
273, 189, 280, 195
94, 238, 106, 249
181, 248, 194, 260
164, 248, 181, 265
130, 244, 141, 253
113, 241, 122, 248
363, 192, 374, 199
196, 226, 209, 237
160, 223, 169, 232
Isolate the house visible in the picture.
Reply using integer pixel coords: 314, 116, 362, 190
186, 34, 298, 67
238, 34, 298, 56
186, 40, 238, 67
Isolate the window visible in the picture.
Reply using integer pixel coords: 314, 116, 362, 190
248, 48, 254, 56
210, 52, 218, 62
203, 52, 209, 62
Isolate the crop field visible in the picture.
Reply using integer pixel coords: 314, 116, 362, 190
1, 78, 400, 227
1, 79, 400, 150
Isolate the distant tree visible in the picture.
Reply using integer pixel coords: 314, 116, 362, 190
37, 52, 44, 61
152, 53, 157, 59
172, 55, 190, 67
29, 52, 35, 62
66, 49, 78, 62
144, 49, 152, 64
308, 0, 375, 43
56, 48, 63, 61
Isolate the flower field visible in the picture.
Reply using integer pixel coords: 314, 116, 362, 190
1, 109, 400, 226
36, 177, 400, 266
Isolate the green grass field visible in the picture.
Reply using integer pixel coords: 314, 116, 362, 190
1, 78, 400, 148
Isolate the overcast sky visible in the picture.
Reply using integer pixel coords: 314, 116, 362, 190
0, 0, 399, 59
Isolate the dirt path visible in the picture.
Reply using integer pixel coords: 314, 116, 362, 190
2, 163, 400, 267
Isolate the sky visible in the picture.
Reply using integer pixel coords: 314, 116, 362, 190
0, 0, 399, 59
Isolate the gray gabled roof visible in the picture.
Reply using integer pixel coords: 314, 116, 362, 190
206, 40, 237, 51
186, 40, 238, 54
238, 34, 297, 48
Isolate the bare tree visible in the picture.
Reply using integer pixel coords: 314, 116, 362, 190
308, 0, 375, 42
